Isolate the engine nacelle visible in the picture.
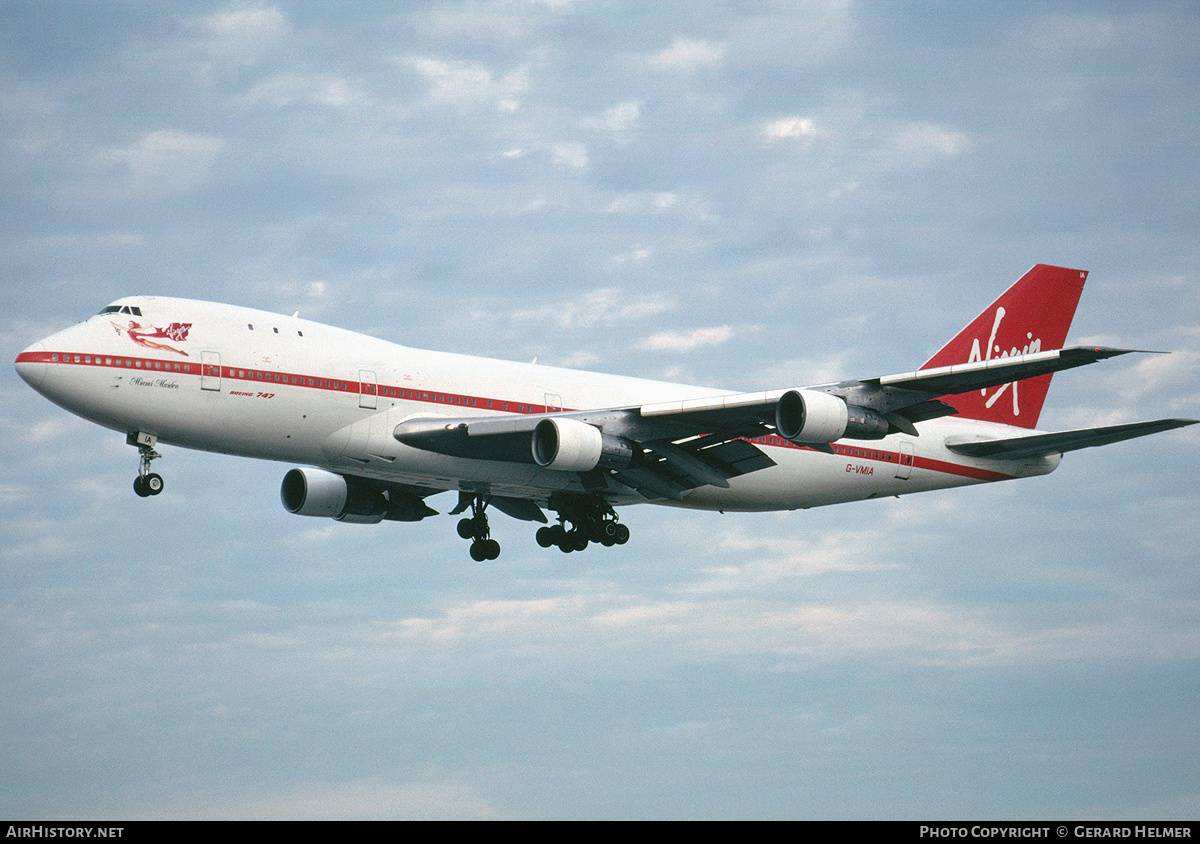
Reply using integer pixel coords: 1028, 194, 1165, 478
531, 418, 634, 472
844, 404, 891, 440
280, 467, 385, 523
776, 389, 889, 443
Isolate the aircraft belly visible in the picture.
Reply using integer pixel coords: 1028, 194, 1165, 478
677, 442, 1002, 512
677, 447, 884, 511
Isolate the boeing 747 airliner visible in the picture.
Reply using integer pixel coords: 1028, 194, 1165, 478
14, 264, 1196, 559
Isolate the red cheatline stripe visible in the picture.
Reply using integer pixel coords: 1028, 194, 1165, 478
21, 349, 1015, 481
20, 349, 548, 412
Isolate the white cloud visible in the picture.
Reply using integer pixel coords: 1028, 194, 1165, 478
887, 121, 971, 161
552, 350, 603, 369
240, 73, 375, 112
511, 287, 676, 329
762, 116, 817, 141
183, 2, 291, 68
410, 0, 579, 41
189, 3, 290, 40
708, 525, 904, 580
602, 189, 717, 223
645, 37, 728, 74
638, 325, 735, 352
749, 352, 859, 389
355, 568, 1200, 674
550, 140, 589, 170
604, 191, 678, 214
607, 247, 654, 266
94, 130, 225, 198
146, 774, 509, 821
21, 231, 146, 253
579, 100, 642, 133
401, 55, 530, 112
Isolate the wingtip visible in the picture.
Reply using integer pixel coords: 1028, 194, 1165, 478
1064, 346, 1171, 360
1147, 418, 1199, 434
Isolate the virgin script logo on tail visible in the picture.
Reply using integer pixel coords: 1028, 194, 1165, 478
968, 306, 1042, 419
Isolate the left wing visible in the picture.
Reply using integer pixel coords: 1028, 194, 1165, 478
393, 346, 1156, 499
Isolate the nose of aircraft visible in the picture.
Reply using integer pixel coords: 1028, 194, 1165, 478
14, 341, 48, 391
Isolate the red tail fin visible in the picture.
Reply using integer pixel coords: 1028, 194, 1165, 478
921, 264, 1088, 428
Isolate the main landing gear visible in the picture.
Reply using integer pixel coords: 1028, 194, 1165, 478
128, 431, 164, 497
450, 493, 631, 559
455, 495, 501, 561
536, 497, 630, 554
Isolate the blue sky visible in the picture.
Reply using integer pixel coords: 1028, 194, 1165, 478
2, 1, 1198, 820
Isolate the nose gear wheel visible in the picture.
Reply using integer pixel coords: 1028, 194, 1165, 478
128, 431, 164, 497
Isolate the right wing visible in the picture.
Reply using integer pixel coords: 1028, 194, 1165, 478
393, 345, 1162, 500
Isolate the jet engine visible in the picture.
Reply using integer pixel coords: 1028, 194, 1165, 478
775, 389, 889, 443
280, 467, 385, 523
531, 418, 635, 472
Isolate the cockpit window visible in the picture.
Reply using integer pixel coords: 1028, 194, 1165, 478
98, 305, 143, 316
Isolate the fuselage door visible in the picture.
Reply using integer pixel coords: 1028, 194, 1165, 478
201, 351, 222, 392
896, 440, 914, 480
359, 369, 378, 409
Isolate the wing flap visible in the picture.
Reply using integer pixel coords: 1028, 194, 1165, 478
610, 466, 689, 501
646, 440, 732, 488
945, 418, 1197, 460
635, 438, 778, 497
697, 438, 778, 476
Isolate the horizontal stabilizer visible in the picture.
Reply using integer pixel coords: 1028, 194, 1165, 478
945, 418, 1197, 461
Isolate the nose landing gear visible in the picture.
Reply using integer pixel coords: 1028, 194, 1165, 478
128, 431, 164, 497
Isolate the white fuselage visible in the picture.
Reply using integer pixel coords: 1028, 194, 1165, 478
15, 296, 1058, 514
